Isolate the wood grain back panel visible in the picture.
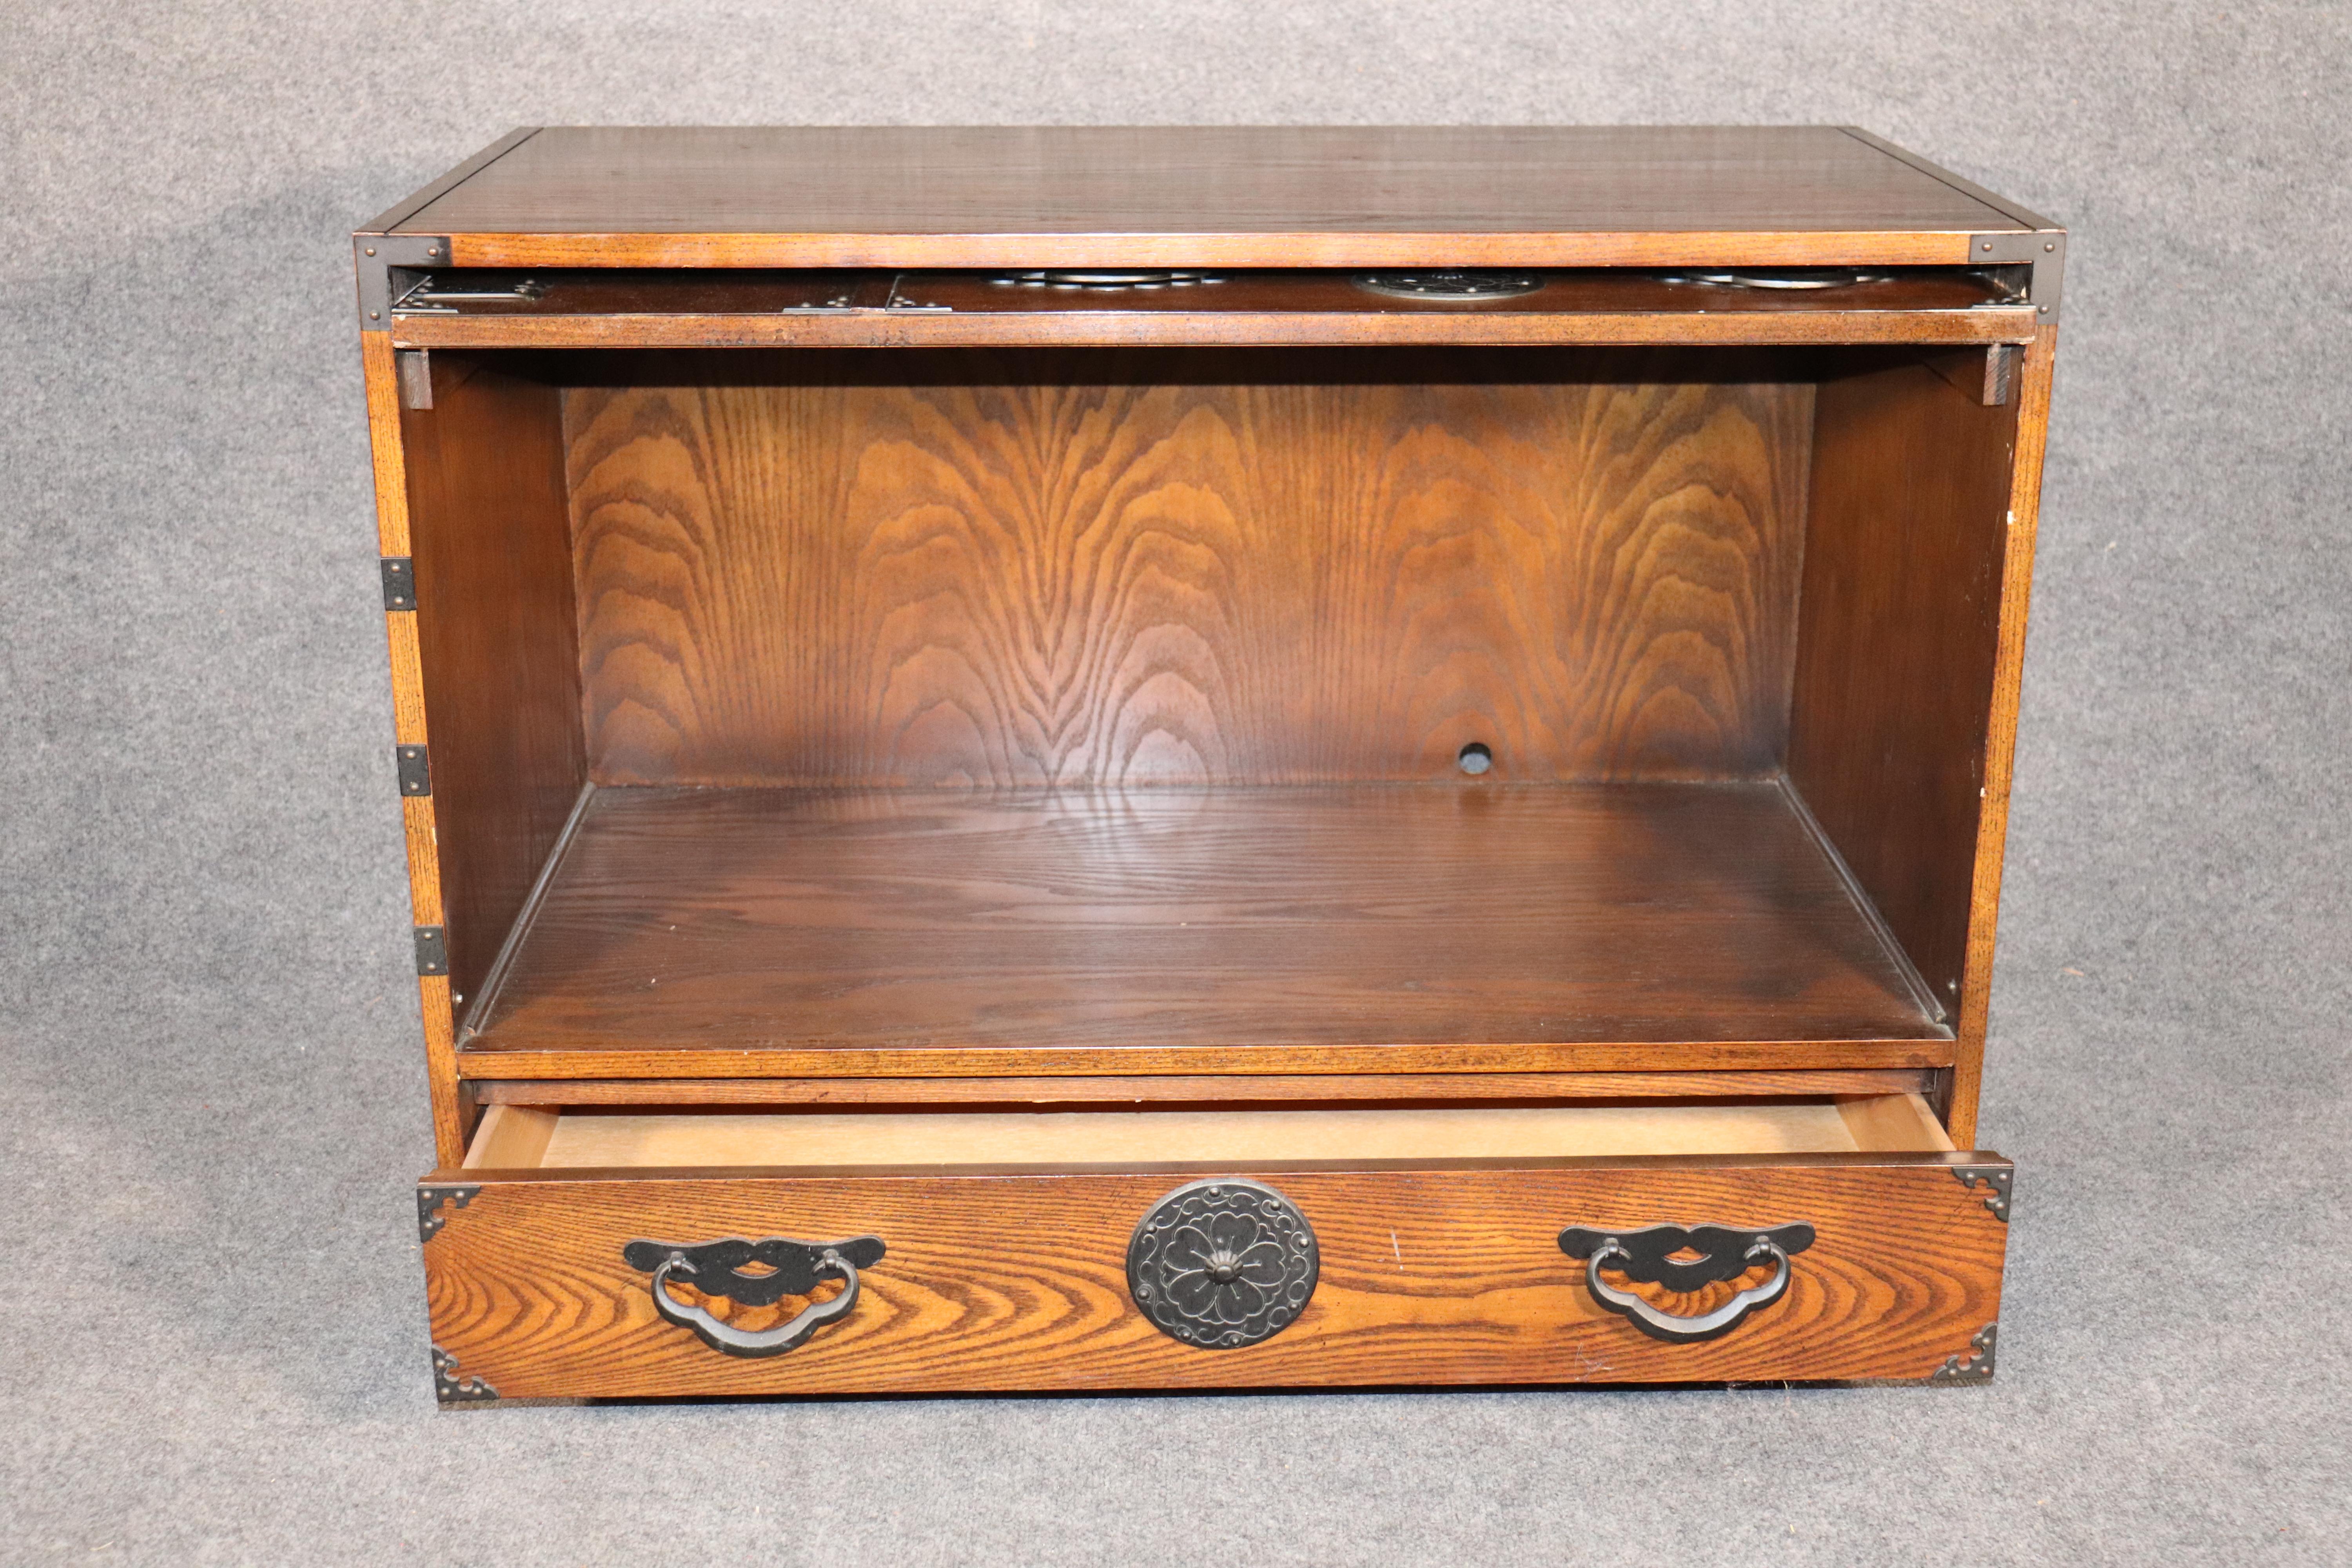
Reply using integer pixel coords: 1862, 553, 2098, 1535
564, 350, 1813, 787
420, 1152, 2010, 1395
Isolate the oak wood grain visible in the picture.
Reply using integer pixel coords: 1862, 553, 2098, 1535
458, 781, 1950, 1074
419, 1151, 2010, 1394
564, 350, 1813, 787
469, 1067, 1938, 1106
381, 127, 2023, 272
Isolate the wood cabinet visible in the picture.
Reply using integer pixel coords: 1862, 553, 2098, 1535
359, 126, 2056, 1401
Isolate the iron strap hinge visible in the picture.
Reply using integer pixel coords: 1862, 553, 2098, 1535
396, 744, 431, 796
380, 557, 416, 610
354, 234, 452, 327
414, 925, 449, 976
1968, 230, 2066, 324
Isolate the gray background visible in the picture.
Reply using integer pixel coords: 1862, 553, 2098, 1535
3, 2, 2346, 1562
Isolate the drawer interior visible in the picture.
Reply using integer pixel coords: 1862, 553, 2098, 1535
462, 1093, 1956, 1171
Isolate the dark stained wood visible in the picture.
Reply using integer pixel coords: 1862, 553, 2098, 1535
399, 353, 590, 1021
358, 126, 541, 236
1784, 353, 2022, 1027
564, 351, 1813, 787
385, 267, 2038, 351
470, 1067, 1938, 1105
456, 782, 1951, 1077
419, 1151, 2010, 1395
1946, 325, 2059, 1144
1836, 127, 2062, 232
380, 127, 2025, 271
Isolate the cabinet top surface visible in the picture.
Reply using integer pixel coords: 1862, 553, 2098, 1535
369, 126, 2051, 269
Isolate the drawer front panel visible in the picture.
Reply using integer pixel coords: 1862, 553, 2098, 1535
419, 1154, 2008, 1398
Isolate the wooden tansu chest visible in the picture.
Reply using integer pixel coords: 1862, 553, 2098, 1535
358, 127, 2056, 1401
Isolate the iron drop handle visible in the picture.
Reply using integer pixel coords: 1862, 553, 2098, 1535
622, 1235, 885, 1359
1558, 1223, 1814, 1343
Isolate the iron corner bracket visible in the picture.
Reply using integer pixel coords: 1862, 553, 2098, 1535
1968, 229, 2066, 325
355, 234, 452, 328
1952, 1163, 2013, 1222
417, 1183, 479, 1243
413, 925, 449, 977
432, 1346, 499, 1403
1929, 1322, 1998, 1383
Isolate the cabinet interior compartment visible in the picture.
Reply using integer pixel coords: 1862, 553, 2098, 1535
393, 341, 2022, 1084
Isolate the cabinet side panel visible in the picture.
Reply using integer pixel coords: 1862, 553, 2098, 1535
1786, 358, 2020, 1030
403, 356, 588, 1016
1945, 325, 2057, 1143
564, 349, 1813, 787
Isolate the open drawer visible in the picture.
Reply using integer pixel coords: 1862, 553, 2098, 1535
419, 1095, 2010, 1399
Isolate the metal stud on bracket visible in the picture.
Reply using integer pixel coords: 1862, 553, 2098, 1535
431, 1345, 498, 1402
379, 557, 415, 610
354, 234, 452, 326
1951, 1163, 2013, 1222
1929, 1322, 1998, 1382
396, 744, 432, 796
1969, 231, 2065, 323
417, 1183, 479, 1243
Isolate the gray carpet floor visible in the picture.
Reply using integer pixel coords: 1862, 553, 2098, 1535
3, 4, 2346, 1563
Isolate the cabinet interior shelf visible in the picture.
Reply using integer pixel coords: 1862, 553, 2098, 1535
456, 779, 1953, 1081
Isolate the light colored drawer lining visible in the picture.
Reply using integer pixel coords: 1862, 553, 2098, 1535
465, 1094, 1953, 1171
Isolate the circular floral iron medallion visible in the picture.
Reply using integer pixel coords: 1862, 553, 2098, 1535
1127, 1178, 1319, 1348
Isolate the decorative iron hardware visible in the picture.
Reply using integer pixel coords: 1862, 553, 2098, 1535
1558, 1222, 1815, 1343
1952, 1163, 2013, 1221
379, 557, 415, 611
353, 234, 451, 325
1128, 1178, 1319, 1349
413, 925, 448, 976
1357, 270, 1544, 300
1930, 1322, 1998, 1382
417, 1183, 479, 1243
431, 1346, 498, 1402
396, 744, 431, 797
623, 1235, 886, 1358
1969, 230, 2065, 321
